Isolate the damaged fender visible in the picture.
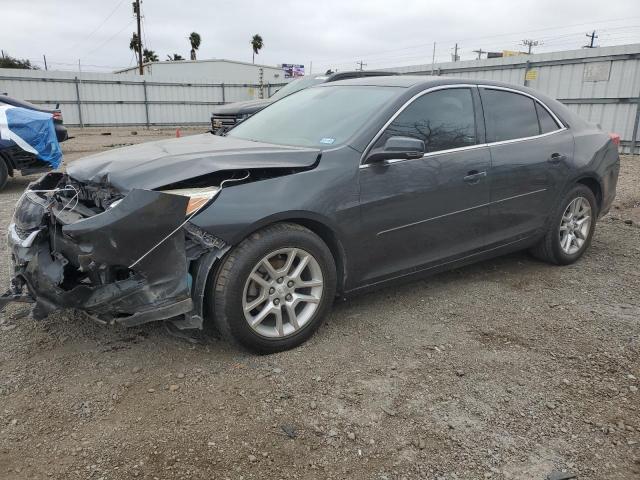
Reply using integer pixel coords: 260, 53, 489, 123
5, 185, 207, 326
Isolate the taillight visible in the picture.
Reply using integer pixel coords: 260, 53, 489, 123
52, 111, 62, 121
609, 133, 620, 146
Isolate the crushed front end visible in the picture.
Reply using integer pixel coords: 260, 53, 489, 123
2, 172, 227, 327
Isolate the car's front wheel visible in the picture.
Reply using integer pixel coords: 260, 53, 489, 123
210, 223, 337, 353
530, 184, 597, 265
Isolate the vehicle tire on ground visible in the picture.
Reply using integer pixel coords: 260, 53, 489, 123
530, 184, 598, 265
210, 222, 337, 353
0, 159, 9, 191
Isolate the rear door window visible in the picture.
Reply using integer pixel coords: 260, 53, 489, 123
374, 88, 477, 153
535, 102, 560, 134
481, 89, 540, 142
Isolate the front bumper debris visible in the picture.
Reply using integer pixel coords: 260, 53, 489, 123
1, 173, 227, 328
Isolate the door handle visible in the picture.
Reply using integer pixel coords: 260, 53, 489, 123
548, 153, 567, 164
463, 170, 487, 184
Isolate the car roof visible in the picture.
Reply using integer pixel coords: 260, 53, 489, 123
319, 75, 584, 133
0, 94, 54, 112
320, 75, 551, 94
324, 70, 399, 82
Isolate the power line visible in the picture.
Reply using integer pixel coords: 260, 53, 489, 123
311, 16, 640, 65
64, 0, 127, 54
140, 0, 150, 54
314, 27, 640, 71
24, 58, 125, 69
83, 18, 135, 57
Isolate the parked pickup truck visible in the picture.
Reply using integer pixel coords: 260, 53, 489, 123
210, 70, 398, 134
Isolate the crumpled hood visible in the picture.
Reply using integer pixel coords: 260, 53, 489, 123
67, 133, 320, 192
211, 98, 272, 116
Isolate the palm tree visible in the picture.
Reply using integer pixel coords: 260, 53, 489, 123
189, 32, 201, 60
251, 34, 263, 64
166, 53, 184, 61
129, 33, 141, 56
143, 49, 158, 63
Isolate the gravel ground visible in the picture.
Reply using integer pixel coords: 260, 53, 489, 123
0, 128, 638, 480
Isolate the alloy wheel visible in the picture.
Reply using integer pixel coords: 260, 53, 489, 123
559, 196, 592, 255
242, 248, 324, 338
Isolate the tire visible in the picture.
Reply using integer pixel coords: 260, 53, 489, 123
0, 159, 9, 191
210, 223, 337, 353
530, 184, 598, 265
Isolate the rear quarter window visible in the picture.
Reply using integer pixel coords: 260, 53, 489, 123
535, 102, 561, 134
482, 89, 540, 142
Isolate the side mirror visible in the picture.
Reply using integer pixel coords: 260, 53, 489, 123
366, 136, 425, 164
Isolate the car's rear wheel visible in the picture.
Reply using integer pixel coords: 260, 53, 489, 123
210, 223, 337, 353
530, 184, 597, 265
0, 159, 9, 191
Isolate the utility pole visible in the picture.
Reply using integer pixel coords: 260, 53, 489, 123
451, 43, 459, 62
43, 55, 48, 70
430, 42, 437, 74
473, 48, 485, 60
522, 39, 540, 54
584, 30, 598, 48
133, 0, 144, 75
356, 60, 367, 71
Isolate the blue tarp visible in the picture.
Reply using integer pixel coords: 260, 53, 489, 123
0, 105, 62, 169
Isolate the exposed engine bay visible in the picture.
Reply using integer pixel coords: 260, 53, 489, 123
2, 172, 231, 328
0, 133, 323, 328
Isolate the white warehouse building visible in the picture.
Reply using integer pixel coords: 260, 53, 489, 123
115, 58, 289, 85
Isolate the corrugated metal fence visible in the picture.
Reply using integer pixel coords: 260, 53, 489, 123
386, 44, 640, 154
0, 68, 286, 127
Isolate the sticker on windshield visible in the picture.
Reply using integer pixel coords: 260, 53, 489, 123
320, 137, 335, 145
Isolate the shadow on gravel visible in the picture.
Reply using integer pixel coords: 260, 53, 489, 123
332, 250, 539, 315
14, 250, 547, 359
2, 175, 38, 194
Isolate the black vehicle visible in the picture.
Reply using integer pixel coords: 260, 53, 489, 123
0, 94, 68, 190
3, 76, 619, 353
210, 70, 398, 134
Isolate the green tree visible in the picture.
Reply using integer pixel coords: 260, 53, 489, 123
166, 53, 184, 61
143, 49, 158, 63
0, 53, 38, 69
129, 33, 141, 56
189, 32, 201, 60
251, 34, 263, 64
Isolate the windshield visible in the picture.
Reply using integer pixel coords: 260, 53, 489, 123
228, 85, 401, 148
270, 76, 328, 100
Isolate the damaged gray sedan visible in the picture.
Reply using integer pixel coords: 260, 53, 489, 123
2, 76, 619, 353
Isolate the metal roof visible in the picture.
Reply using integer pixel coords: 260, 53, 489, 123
114, 58, 284, 74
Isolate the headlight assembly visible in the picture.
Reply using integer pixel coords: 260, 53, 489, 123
161, 186, 221, 216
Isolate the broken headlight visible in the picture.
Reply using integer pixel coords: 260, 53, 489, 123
161, 186, 221, 216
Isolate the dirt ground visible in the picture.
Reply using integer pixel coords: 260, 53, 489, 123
0, 128, 638, 480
